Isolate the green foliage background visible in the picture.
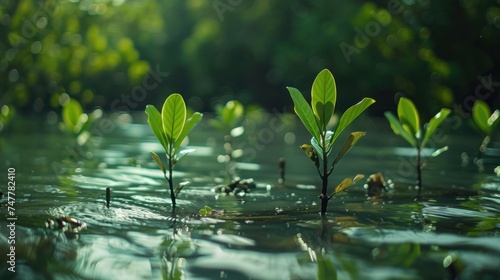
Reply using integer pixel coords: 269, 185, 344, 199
1, 0, 499, 116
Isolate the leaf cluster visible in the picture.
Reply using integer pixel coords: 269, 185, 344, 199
146, 93, 203, 174
384, 97, 451, 150
472, 100, 499, 137
60, 98, 99, 139
208, 100, 244, 132
287, 69, 375, 170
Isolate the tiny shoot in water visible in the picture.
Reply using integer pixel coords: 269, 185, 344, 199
60, 98, 101, 148
384, 97, 451, 196
145, 93, 203, 208
471, 100, 499, 157
287, 69, 375, 216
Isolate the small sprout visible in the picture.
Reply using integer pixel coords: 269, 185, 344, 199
145, 93, 203, 208
106, 187, 111, 208
384, 97, 451, 196
209, 100, 245, 132
472, 100, 499, 159
287, 69, 375, 215
199, 205, 224, 216
60, 98, 100, 146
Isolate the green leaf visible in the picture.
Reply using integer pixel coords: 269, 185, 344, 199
421, 108, 451, 147
221, 100, 244, 128
472, 100, 492, 136
174, 148, 196, 164
63, 99, 83, 134
310, 137, 324, 160
150, 151, 166, 174
145, 105, 168, 151
287, 87, 320, 141
397, 97, 420, 138
174, 112, 203, 151
311, 69, 336, 131
431, 146, 448, 158
199, 209, 207, 216
204, 205, 212, 212
384, 111, 417, 147
328, 174, 364, 200
331, 98, 375, 144
332, 132, 366, 168
162, 93, 186, 147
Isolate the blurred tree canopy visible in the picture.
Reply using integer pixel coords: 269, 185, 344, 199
1, 0, 499, 117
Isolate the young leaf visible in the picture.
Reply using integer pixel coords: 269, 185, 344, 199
353, 174, 365, 183
421, 108, 451, 147
328, 178, 352, 200
311, 69, 336, 131
310, 137, 324, 159
384, 111, 417, 147
287, 86, 321, 141
431, 146, 448, 158
397, 97, 420, 137
300, 144, 319, 168
331, 98, 375, 145
221, 100, 244, 128
63, 99, 83, 134
317, 254, 337, 280
161, 93, 186, 145
150, 151, 166, 174
174, 112, 203, 151
472, 100, 492, 136
332, 132, 366, 168
174, 148, 196, 163
145, 105, 168, 151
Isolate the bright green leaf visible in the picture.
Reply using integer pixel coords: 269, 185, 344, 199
311, 137, 324, 159
311, 69, 336, 131
150, 151, 166, 174
162, 93, 186, 146
174, 112, 203, 151
199, 209, 206, 216
204, 205, 212, 212
221, 100, 244, 128
63, 99, 83, 134
472, 100, 492, 136
331, 98, 375, 144
145, 105, 168, 151
287, 86, 320, 141
421, 108, 451, 147
332, 132, 366, 167
397, 97, 420, 138
384, 111, 417, 147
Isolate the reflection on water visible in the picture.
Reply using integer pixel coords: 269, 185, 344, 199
0, 115, 499, 279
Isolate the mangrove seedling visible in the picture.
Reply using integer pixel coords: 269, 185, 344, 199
60, 98, 99, 146
287, 69, 375, 215
384, 97, 451, 196
209, 100, 245, 179
145, 93, 203, 207
472, 100, 499, 157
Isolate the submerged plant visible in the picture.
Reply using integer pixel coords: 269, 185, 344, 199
60, 98, 99, 146
384, 97, 451, 196
287, 69, 375, 215
145, 93, 203, 207
472, 100, 499, 157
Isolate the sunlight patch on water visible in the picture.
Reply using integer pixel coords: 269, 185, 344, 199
422, 205, 495, 219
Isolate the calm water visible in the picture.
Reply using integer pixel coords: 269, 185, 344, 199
0, 113, 499, 280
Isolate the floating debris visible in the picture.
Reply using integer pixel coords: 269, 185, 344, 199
45, 216, 87, 233
213, 178, 256, 194
364, 173, 391, 197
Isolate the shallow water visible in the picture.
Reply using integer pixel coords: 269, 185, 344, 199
0, 113, 499, 280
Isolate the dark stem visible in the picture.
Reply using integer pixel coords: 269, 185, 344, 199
320, 136, 329, 216
167, 154, 176, 208
416, 146, 422, 197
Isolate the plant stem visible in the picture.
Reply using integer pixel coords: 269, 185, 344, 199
416, 146, 422, 197
320, 136, 329, 216
167, 153, 176, 208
